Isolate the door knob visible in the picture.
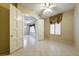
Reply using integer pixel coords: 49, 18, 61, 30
10, 35, 13, 37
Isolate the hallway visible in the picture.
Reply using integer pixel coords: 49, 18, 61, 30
24, 32, 36, 48
10, 39, 78, 56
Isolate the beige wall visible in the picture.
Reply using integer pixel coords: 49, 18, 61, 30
44, 9, 74, 43
61, 10, 74, 43
17, 4, 39, 18
44, 18, 50, 39
0, 3, 10, 9
74, 4, 79, 49
0, 4, 10, 55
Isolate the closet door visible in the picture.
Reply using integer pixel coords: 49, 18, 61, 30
16, 8, 24, 49
10, 4, 24, 53
10, 4, 17, 53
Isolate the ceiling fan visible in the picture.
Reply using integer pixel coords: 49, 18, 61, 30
43, 3, 56, 8
39, 3, 56, 18
40, 3, 56, 12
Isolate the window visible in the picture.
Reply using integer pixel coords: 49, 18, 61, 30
30, 26, 35, 32
50, 23, 61, 35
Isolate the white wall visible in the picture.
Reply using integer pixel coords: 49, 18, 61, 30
74, 4, 79, 49
36, 19, 44, 41
17, 4, 44, 41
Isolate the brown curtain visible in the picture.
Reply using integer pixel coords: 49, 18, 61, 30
49, 13, 63, 24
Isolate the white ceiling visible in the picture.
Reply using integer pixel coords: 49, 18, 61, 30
24, 16, 36, 25
21, 3, 76, 18
21, 3, 44, 14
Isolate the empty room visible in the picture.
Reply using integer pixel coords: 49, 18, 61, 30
0, 3, 79, 56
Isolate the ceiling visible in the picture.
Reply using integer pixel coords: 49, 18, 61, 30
22, 3, 76, 25
21, 3, 76, 16
21, 3, 45, 14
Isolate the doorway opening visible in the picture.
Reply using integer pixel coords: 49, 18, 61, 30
23, 15, 37, 48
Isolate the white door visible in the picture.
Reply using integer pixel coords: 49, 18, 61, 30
10, 4, 17, 53
36, 19, 44, 41
16, 8, 24, 49
10, 4, 23, 53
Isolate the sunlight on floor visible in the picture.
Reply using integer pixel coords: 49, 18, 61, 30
10, 39, 79, 56
24, 34, 36, 48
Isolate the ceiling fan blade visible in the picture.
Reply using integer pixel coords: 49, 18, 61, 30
49, 5, 56, 8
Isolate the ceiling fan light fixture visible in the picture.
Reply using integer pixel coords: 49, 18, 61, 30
39, 3, 57, 18
42, 3, 56, 8
43, 8, 53, 17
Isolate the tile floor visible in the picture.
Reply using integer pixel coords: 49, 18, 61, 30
10, 40, 79, 56
10, 32, 79, 56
